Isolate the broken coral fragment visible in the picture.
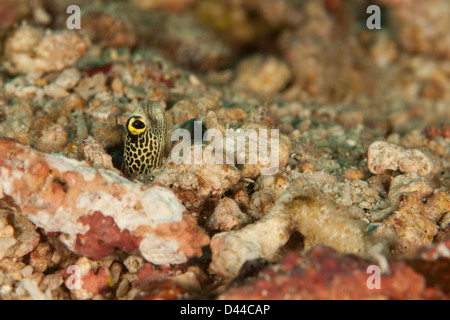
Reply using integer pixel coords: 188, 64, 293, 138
0, 212, 16, 260
368, 141, 442, 177
206, 197, 250, 232
210, 188, 386, 278
153, 153, 241, 210
379, 0, 450, 59
289, 193, 371, 256
62, 257, 111, 300
3, 24, 87, 75
209, 191, 293, 278
77, 136, 117, 171
0, 138, 209, 265
219, 247, 446, 300
375, 195, 438, 255
388, 172, 434, 205
232, 55, 292, 98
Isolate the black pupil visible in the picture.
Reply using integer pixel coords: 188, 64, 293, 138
132, 119, 145, 129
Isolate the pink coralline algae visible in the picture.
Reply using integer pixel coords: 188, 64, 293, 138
0, 138, 209, 265
219, 246, 448, 300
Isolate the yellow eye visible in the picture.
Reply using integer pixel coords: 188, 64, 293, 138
127, 117, 146, 134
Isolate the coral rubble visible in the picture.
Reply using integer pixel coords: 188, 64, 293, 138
0, 0, 448, 300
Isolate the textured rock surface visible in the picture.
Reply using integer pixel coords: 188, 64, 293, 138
77, 136, 117, 171
368, 141, 442, 177
0, 139, 209, 265
209, 191, 294, 278
378, 0, 450, 59
206, 197, 250, 232
289, 194, 372, 256
232, 55, 292, 99
0, 0, 449, 301
209, 188, 387, 278
374, 191, 448, 255
62, 257, 111, 300
219, 246, 448, 299
153, 150, 241, 210
388, 173, 434, 204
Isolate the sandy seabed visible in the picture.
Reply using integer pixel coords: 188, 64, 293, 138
0, 0, 449, 300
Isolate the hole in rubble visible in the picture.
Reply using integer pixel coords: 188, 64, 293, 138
53, 178, 68, 193
106, 142, 125, 172
274, 231, 305, 259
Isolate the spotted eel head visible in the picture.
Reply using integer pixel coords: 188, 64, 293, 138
124, 100, 167, 177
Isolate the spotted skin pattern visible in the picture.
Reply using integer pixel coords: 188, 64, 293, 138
124, 100, 167, 176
